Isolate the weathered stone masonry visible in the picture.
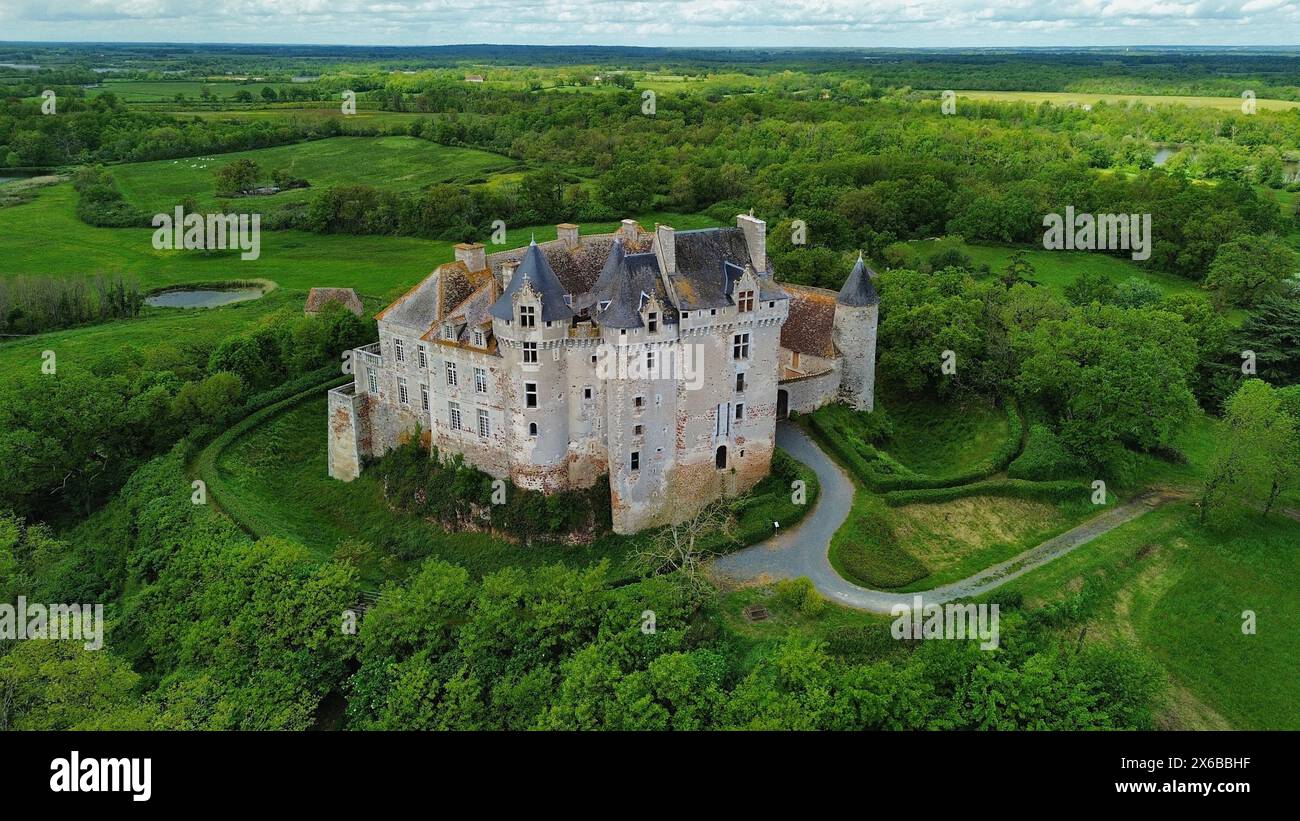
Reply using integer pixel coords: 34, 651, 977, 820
328, 215, 880, 534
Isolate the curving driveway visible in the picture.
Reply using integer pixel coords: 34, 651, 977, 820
710, 422, 1172, 614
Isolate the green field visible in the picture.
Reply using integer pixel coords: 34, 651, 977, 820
112, 136, 521, 215
0, 175, 720, 298
938, 89, 1300, 112
990, 502, 1300, 730
896, 236, 1201, 300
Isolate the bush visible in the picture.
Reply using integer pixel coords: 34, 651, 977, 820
773, 577, 825, 617
1008, 424, 1087, 480
882, 479, 1091, 507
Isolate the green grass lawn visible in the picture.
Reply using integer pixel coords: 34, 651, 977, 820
0, 288, 298, 377
112, 136, 521, 216
882, 394, 1010, 477
988, 502, 1300, 730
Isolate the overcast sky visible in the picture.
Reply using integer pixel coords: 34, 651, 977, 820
2, 1, 1299, 48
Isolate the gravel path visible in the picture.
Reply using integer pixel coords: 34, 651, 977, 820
710, 422, 1174, 613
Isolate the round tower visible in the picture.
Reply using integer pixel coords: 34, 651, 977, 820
832, 253, 879, 412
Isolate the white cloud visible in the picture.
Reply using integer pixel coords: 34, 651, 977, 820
2, 0, 1299, 45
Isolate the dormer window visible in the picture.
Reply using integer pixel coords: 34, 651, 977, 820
443, 323, 455, 340
647, 312, 658, 333
473, 329, 485, 348
737, 290, 755, 313
519, 305, 536, 328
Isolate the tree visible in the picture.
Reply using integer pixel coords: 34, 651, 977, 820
635, 494, 736, 590
1204, 235, 1295, 308
214, 158, 262, 196
1200, 379, 1297, 524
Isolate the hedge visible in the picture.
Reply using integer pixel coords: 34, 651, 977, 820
881, 479, 1092, 507
1007, 423, 1088, 481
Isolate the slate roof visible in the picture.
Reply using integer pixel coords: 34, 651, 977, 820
837, 253, 879, 307
665, 227, 786, 311
489, 239, 575, 323
586, 240, 677, 329
376, 260, 490, 333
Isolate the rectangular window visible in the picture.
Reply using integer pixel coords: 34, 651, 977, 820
445, 361, 458, 387
418, 344, 428, 369
477, 409, 490, 438
367, 368, 378, 394
448, 402, 461, 431
630, 451, 640, 471
473, 330, 485, 348
443, 323, 455, 341
735, 372, 746, 393
523, 341, 538, 364
647, 312, 658, 333
733, 333, 750, 360
421, 384, 429, 412
525, 382, 538, 408
519, 305, 536, 328
634, 424, 643, 436
634, 395, 644, 409
645, 349, 656, 374
735, 403, 744, 421
738, 290, 755, 313
394, 337, 405, 363
583, 386, 592, 401
474, 367, 487, 394
398, 377, 409, 406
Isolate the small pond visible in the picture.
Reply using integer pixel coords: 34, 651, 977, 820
146, 287, 264, 309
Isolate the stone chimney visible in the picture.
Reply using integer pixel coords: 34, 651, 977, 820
736, 212, 766, 272
500, 259, 519, 292
454, 242, 486, 271
557, 223, 579, 248
619, 219, 640, 245
654, 224, 676, 275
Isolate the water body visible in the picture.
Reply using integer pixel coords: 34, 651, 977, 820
0, 172, 40, 186
146, 287, 264, 308
1152, 146, 1177, 166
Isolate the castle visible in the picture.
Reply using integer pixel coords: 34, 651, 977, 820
327, 214, 878, 534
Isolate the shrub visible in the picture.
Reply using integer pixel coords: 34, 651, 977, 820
882, 479, 1091, 507
773, 577, 825, 617
1008, 424, 1087, 480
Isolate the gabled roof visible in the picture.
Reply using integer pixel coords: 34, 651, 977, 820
489, 240, 575, 323
587, 240, 675, 329
780, 284, 838, 359
375, 260, 490, 333
667, 227, 787, 311
304, 287, 364, 317
837, 254, 879, 307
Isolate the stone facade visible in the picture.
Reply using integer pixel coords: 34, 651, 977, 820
328, 216, 879, 534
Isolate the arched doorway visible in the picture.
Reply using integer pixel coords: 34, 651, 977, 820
777, 389, 789, 420
715, 444, 727, 470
